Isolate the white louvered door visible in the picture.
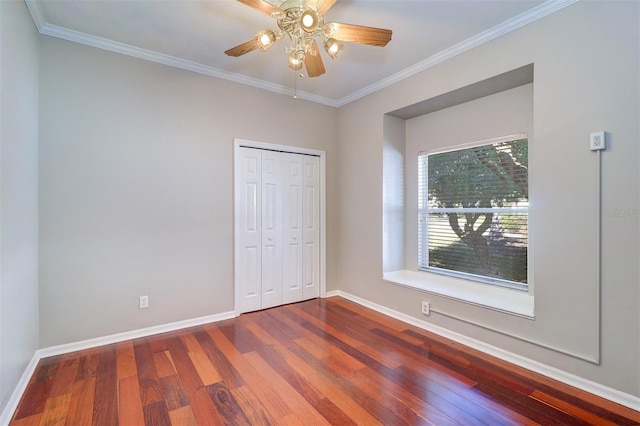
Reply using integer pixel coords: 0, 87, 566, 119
236, 147, 320, 314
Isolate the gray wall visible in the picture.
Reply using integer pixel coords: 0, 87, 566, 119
38, 37, 339, 347
335, 1, 640, 397
0, 0, 40, 413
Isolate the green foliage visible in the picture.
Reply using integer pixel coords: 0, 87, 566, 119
424, 138, 529, 284
428, 139, 528, 208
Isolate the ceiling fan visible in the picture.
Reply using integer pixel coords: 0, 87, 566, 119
225, 0, 392, 78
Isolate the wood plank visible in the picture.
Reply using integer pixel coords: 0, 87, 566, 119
132, 339, 164, 407
10, 413, 42, 426
230, 385, 276, 424
243, 351, 331, 426
159, 375, 189, 411
206, 326, 293, 422
117, 375, 144, 426
12, 380, 53, 420
186, 350, 222, 386
302, 371, 384, 425
32, 356, 61, 383
38, 393, 71, 426
168, 405, 198, 426
142, 400, 172, 426
205, 382, 251, 425
164, 336, 227, 425
115, 341, 137, 380
180, 332, 204, 353
192, 329, 245, 389
188, 387, 227, 425
64, 377, 96, 426
242, 325, 354, 424
153, 350, 177, 378
48, 356, 78, 399
74, 351, 98, 382
530, 390, 621, 426
91, 345, 118, 426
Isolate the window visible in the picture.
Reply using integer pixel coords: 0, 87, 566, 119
418, 134, 528, 290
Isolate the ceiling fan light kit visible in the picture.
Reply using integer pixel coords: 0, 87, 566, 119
226, 0, 392, 78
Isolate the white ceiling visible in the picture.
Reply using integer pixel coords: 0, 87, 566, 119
26, 0, 575, 106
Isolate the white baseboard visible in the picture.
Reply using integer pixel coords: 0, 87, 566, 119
0, 310, 237, 425
0, 353, 40, 426
328, 290, 640, 412
37, 310, 237, 358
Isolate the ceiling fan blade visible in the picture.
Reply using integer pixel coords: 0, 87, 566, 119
237, 0, 281, 16
325, 22, 392, 47
225, 39, 259, 57
306, 0, 337, 14
305, 40, 326, 77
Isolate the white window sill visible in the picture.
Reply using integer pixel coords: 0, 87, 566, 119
382, 269, 534, 319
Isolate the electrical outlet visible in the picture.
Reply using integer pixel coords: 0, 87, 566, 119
590, 131, 606, 151
421, 301, 430, 316
139, 295, 149, 309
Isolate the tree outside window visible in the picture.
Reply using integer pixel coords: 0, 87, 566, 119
419, 135, 528, 287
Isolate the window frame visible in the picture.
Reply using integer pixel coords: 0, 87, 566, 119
418, 133, 529, 291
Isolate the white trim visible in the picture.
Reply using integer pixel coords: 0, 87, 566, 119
326, 290, 640, 412
235, 140, 324, 158
23, 0, 45, 31
233, 139, 327, 316
335, 0, 579, 106
419, 133, 528, 156
0, 354, 40, 426
26, 20, 340, 108
383, 270, 534, 318
426, 207, 528, 214
0, 309, 235, 424
23, 0, 578, 108
38, 311, 237, 359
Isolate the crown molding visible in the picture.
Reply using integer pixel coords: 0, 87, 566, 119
335, 0, 580, 107
28, 17, 340, 107
24, 0, 577, 108
24, 0, 46, 31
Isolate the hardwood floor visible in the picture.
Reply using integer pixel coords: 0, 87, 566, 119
10, 297, 640, 425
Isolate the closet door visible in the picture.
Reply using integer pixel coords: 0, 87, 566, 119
236, 144, 321, 314
282, 153, 304, 304
303, 155, 320, 300
236, 147, 262, 313
260, 150, 283, 309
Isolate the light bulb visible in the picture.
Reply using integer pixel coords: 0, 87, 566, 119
255, 30, 276, 51
324, 38, 343, 59
300, 10, 319, 33
288, 51, 304, 70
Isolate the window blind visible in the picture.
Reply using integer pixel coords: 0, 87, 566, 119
418, 135, 528, 288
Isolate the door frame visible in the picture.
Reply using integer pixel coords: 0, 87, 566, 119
233, 138, 327, 316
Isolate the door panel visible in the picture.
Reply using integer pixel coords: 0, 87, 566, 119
237, 147, 262, 313
303, 156, 320, 300
282, 153, 304, 304
261, 150, 283, 309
